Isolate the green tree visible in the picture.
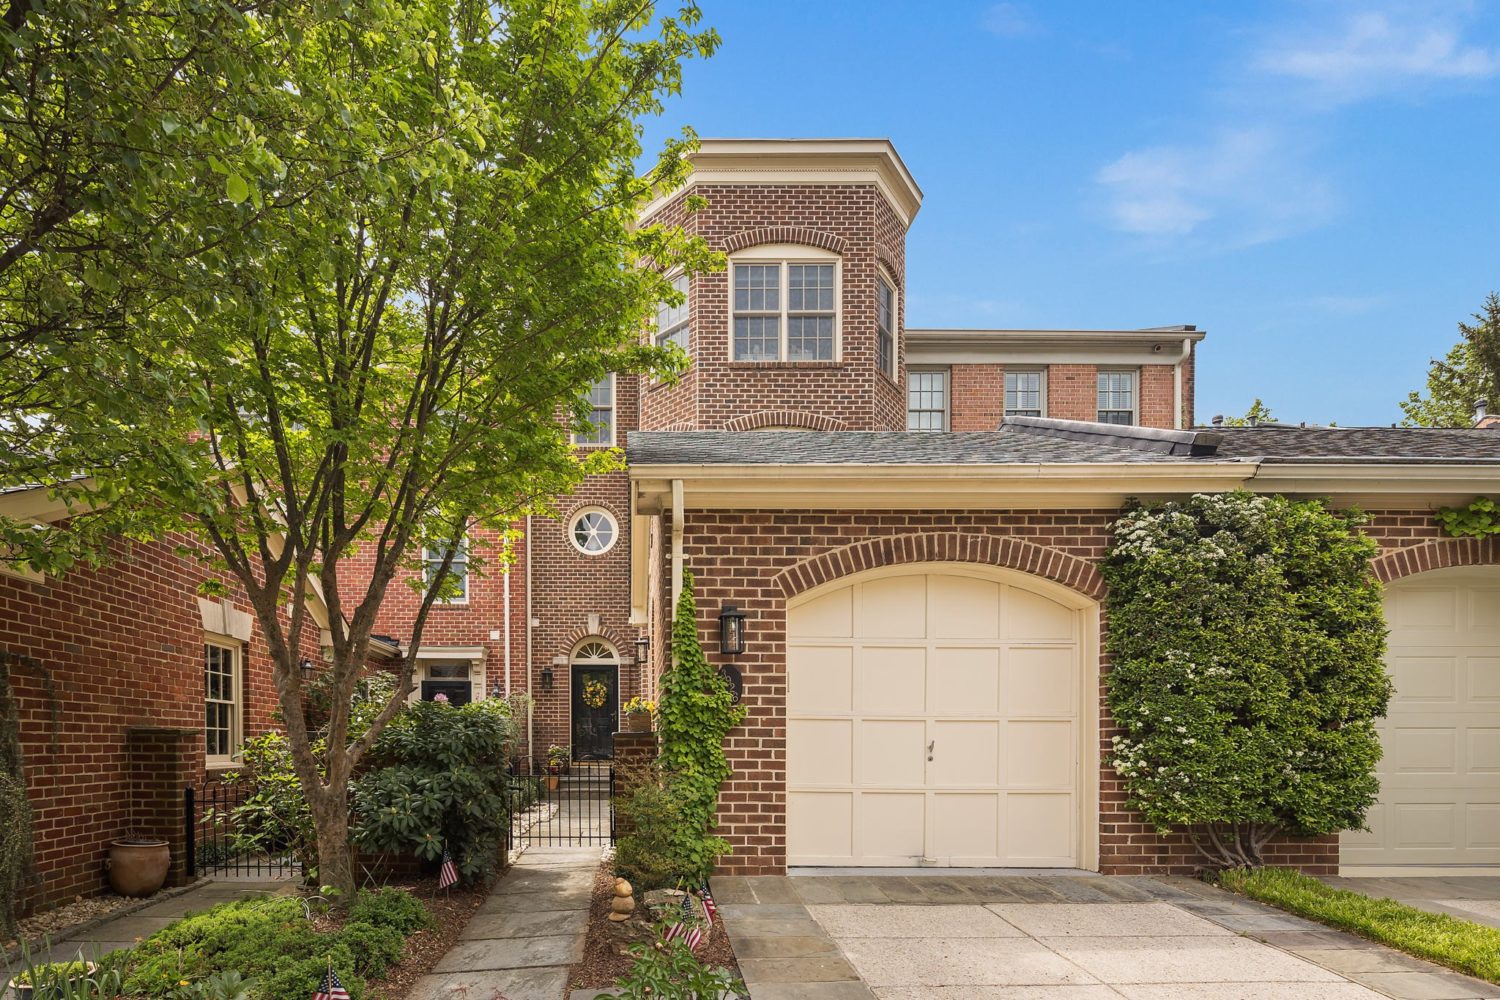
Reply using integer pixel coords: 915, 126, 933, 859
656, 570, 744, 880
2, 0, 718, 902
1401, 292, 1500, 427
1220, 398, 1275, 426
1103, 492, 1390, 869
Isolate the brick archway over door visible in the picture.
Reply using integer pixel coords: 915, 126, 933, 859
773, 532, 1106, 602
1372, 537, 1500, 584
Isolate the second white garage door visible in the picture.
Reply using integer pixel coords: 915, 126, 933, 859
786, 567, 1090, 868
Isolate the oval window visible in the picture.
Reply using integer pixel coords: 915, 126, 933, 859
569, 508, 617, 554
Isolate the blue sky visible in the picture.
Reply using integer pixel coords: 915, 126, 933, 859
639, 1, 1500, 427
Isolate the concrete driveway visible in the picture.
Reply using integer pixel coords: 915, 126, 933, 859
712, 873, 1500, 1000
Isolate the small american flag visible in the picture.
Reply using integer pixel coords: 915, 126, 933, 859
699, 881, 718, 923
661, 894, 696, 945
311, 966, 349, 1000
438, 847, 459, 889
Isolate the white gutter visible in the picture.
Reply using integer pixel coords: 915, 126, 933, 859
1172, 337, 1192, 430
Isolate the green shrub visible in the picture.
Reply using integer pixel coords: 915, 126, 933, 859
346, 888, 433, 935
1103, 492, 1390, 868
351, 698, 516, 885
613, 762, 695, 890
607, 932, 744, 1000
218, 735, 318, 873
655, 570, 744, 881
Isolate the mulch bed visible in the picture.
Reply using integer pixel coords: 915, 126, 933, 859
363, 877, 489, 1000
568, 857, 740, 992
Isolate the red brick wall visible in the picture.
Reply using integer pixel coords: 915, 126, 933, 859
949, 364, 1005, 432
948, 361, 1193, 431
661, 505, 1463, 878
4, 533, 309, 911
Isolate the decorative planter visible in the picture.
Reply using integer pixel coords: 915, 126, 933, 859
624, 712, 652, 733
106, 838, 170, 897
545, 774, 560, 792
8, 962, 97, 1000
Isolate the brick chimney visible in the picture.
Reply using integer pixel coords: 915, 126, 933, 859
1475, 400, 1500, 428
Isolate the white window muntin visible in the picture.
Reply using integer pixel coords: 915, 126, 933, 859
1097, 369, 1137, 425
907, 368, 948, 432
573, 374, 615, 446
1005, 369, 1046, 418
424, 537, 469, 604
569, 506, 618, 555
728, 245, 841, 363
204, 638, 242, 763
655, 274, 689, 352
876, 272, 896, 379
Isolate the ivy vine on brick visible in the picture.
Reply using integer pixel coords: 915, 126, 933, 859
656, 570, 745, 881
1435, 496, 1500, 538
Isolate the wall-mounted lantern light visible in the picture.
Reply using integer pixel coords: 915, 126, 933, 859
634, 634, 649, 665
718, 604, 747, 656
298, 658, 315, 680
540, 664, 554, 689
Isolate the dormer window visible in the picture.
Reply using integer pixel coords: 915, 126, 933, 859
876, 275, 896, 378
656, 274, 689, 352
730, 246, 840, 362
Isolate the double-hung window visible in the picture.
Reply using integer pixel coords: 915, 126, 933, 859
876, 275, 896, 378
655, 274, 689, 352
907, 369, 948, 431
424, 537, 469, 603
1097, 370, 1137, 425
574, 374, 614, 445
1005, 370, 1045, 418
204, 640, 241, 762
732, 258, 837, 362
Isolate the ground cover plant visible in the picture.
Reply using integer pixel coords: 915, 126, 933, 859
1104, 491, 1390, 868
1220, 867, 1500, 984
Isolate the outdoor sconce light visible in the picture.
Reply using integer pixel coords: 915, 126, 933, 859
541, 664, 554, 689
298, 658, 315, 680
634, 634, 649, 665
718, 604, 747, 656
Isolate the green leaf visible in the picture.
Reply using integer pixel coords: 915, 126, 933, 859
225, 173, 249, 204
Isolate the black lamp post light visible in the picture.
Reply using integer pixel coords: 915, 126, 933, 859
634, 634, 649, 665
718, 603, 747, 656
540, 664, 554, 689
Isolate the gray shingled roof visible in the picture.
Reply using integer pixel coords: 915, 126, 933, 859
627, 430, 1195, 466
1207, 426, 1500, 464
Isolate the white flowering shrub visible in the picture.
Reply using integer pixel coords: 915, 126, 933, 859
1103, 492, 1390, 869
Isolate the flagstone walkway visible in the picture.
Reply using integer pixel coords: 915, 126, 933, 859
410, 846, 599, 1000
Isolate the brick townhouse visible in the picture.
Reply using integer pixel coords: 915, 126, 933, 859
8, 137, 1500, 916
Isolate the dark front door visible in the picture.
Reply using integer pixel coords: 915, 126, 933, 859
571, 664, 618, 760
421, 680, 472, 705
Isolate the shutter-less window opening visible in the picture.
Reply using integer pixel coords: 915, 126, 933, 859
574, 374, 615, 445
204, 640, 241, 761
907, 369, 948, 431
656, 274, 690, 352
423, 537, 469, 603
1097, 370, 1137, 425
1005, 370, 1045, 418
876, 275, 896, 378
732, 261, 837, 362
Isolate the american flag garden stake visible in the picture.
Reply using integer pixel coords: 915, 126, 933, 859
311, 960, 349, 1000
438, 846, 459, 891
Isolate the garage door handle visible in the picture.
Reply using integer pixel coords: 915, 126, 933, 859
927, 740, 935, 761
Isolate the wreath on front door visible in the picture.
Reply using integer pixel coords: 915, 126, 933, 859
581, 677, 609, 710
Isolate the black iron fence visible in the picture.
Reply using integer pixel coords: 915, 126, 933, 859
185, 780, 303, 879
509, 758, 614, 847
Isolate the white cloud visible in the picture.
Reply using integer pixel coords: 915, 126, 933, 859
1256, 6, 1500, 103
982, 3, 1038, 39
1095, 128, 1335, 246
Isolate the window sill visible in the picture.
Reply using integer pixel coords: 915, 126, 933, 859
206, 760, 243, 774
727, 360, 845, 370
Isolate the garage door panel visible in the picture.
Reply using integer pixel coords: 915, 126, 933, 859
1388, 727, 1457, 774
1388, 655, 1458, 704
1469, 588, 1500, 632
930, 720, 999, 786
1472, 657, 1500, 701
928, 646, 1000, 715
860, 719, 926, 786
1390, 587, 1458, 630
1004, 793, 1075, 864
1469, 728, 1500, 772
1004, 720, 1075, 789
788, 645, 853, 714
796, 588, 853, 638
931, 793, 1000, 862
1393, 803, 1458, 849
788, 719, 852, 785
929, 576, 1000, 639
858, 646, 926, 714
1005, 587, 1076, 642
861, 793, 925, 860
859, 576, 926, 637
1468, 805, 1500, 848
1003, 647, 1076, 717
788, 792, 853, 861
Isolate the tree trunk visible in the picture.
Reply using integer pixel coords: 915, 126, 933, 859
308, 782, 355, 904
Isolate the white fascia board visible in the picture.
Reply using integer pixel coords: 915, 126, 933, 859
413, 645, 487, 662
1244, 463, 1500, 507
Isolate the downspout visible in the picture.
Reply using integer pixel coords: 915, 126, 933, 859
1171, 337, 1192, 430
525, 514, 534, 762
670, 479, 685, 614
502, 560, 512, 696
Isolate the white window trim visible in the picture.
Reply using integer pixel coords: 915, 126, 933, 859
655, 272, 690, 352
572, 373, 616, 447
409, 646, 487, 704
204, 636, 242, 765
876, 269, 899, 381
424, 537, 470, 605
1004, 368, 1048, 418
1096, 368, 1139, 425
568, 506, 619, 555
907, 366, 949, 432
727, 244, 842, 363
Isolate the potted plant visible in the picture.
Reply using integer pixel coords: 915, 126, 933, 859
7, 960, 98, 1000
106, 833, 170, 897
622, 697, 655, 733
545, 744, 570, 790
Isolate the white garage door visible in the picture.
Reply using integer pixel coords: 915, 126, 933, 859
1341, 567, 1500, 870
786, 569, 1087, 868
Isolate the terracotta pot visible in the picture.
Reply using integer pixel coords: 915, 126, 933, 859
545, 774, 560, 791
624, 712, 651, 733
106, 838, 170, 897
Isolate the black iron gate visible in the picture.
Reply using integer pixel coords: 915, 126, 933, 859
509, 760, 614, 847
185, 780, 303, 879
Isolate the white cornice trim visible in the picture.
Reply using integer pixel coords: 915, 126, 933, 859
1244, 463, 1500, 506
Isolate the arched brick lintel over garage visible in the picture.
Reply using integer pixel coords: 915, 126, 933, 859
1372, 536, 1500, 584
772, 532, 1107, 603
